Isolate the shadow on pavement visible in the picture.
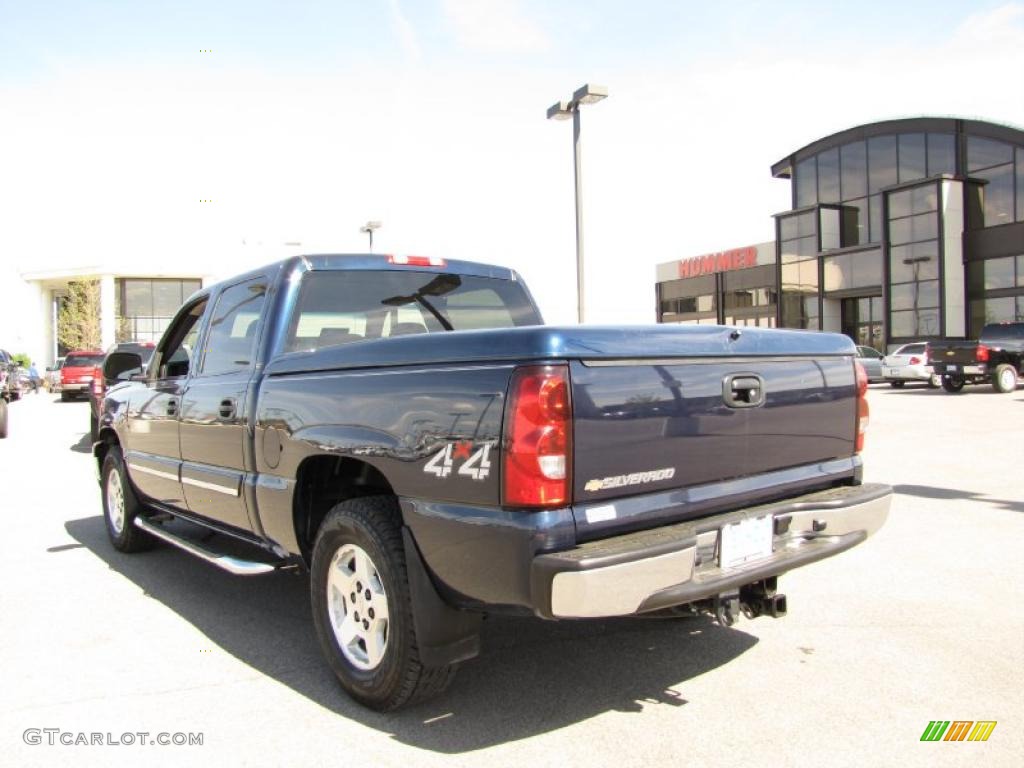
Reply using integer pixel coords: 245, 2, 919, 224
894, 484, 1023, 514
66, 514, 758, 752
70, 432, 92, 454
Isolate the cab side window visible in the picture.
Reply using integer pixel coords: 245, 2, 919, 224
200, 280, 267, 376
157, 299, 209, 379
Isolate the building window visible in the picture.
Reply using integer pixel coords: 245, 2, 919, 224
967, 135, 1024, 227
778, 211, 819, 329
658, 275, 718, 325
887, 183, 941, 339
722, 266, 777, 327
823, 248, 882, 292
116, 278, 202, 343
967, 255, 1024, 336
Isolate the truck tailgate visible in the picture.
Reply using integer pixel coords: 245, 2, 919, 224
571, 354, 857, 533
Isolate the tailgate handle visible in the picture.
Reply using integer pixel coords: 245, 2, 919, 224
723, 374, 765, 408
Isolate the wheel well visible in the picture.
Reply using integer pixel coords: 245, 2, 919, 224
293, 455, 396, 562
94, 429, 118, 473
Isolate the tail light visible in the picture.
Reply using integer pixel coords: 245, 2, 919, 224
976, 345, 990, 362
91, 366, 105, 398
909, 356, 921, 365
503, 364, 572, 507
855, 361, 869, 453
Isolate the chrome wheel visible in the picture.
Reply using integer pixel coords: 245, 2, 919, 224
999, 367, 1016, 391
326, 543, 389, 671
106, 468, 126, 535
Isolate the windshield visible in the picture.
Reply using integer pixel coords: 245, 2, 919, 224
285, 270, 541, 352
64, 354, 105, 368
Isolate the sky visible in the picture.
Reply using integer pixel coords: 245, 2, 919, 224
1, 0, 1023, 325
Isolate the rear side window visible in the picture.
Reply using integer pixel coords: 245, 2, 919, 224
898, 344, 926, 355
200, 280, 267, 375
284, 271, 541, 353
65, 354, 104, 367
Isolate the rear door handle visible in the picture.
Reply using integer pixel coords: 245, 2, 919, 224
218, 398, 236, 419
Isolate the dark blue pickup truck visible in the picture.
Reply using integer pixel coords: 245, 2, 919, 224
94, 253, 891, 710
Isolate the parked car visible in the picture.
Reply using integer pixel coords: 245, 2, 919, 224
1, 348, 22, 403
46, 358, 65, 392
89, 342, 155, 440
94, 253, 891, 711
928, 323, 1024, 393
855, 346, 884, 382
59, 350, 105, 401
882, 342, 939, 388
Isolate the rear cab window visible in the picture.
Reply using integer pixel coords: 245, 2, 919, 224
284, 270, 541, 353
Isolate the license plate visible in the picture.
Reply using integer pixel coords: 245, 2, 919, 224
720, 515, 773, 569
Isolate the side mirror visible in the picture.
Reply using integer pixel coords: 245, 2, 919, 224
103, 352, 143, 382
45, 366, 54, 372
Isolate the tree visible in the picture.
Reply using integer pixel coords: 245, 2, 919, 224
58, 280, 102, 351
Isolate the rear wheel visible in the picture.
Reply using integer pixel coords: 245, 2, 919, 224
941, 375, 965, 393
993, 364, 1018, 393
310, 496, 456, 711
60, 391, 71, 402
889, 380, 905, 388
101, 447, 155, 552
0, 399, 8, 439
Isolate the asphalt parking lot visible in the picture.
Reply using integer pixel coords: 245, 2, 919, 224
1, 383, 1021, 767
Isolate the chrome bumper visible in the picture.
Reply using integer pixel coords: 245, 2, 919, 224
533, 483, 891, 619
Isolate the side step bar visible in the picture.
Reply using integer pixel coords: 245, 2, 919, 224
134, 516, 281, 576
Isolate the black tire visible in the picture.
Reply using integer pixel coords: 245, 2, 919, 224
888, 380, 905, 388
89, 412, 98, 442
101, 446, 156, 553
0, 399, 7, 439
992, 364, 1018, 394
941, 375, 965, 393
310, 496, 456, 711
60, 391, 71, 402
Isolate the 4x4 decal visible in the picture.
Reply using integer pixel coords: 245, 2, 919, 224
424, 441, 494, 482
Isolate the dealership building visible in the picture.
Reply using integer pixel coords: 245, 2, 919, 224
656, 117, 1024, 350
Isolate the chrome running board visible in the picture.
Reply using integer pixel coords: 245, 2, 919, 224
134, 516, 280, 575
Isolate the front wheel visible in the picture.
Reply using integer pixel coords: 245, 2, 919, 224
941, 375, 966, 393
101, 447, 156, 552
310, 496, 456, 711
889, 380, 905, 388
992, 364, 1018, 393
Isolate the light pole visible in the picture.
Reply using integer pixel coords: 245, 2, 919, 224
902, 255, 931, 336
547, 84, 608, 324
360, 220, 381, 252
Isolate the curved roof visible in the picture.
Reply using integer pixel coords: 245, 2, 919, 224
771, 117, 1024, 179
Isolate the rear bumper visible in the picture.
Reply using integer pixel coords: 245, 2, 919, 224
530, 483, 891, 619
931, 363, 986, 377
883, 364, 934, 381
61, 382, 90, 393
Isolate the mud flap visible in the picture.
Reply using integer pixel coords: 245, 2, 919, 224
402, 527, 482, 667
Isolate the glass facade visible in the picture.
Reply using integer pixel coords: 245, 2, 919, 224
115, 278, 202, 343
658, 119, 1024, 348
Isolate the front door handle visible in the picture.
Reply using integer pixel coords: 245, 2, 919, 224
166, 398, 178, 416
218, 398, 236, 419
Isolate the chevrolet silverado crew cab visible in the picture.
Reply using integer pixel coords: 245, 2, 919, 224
928, 322, 1024, 393
94, 254, 891, 711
